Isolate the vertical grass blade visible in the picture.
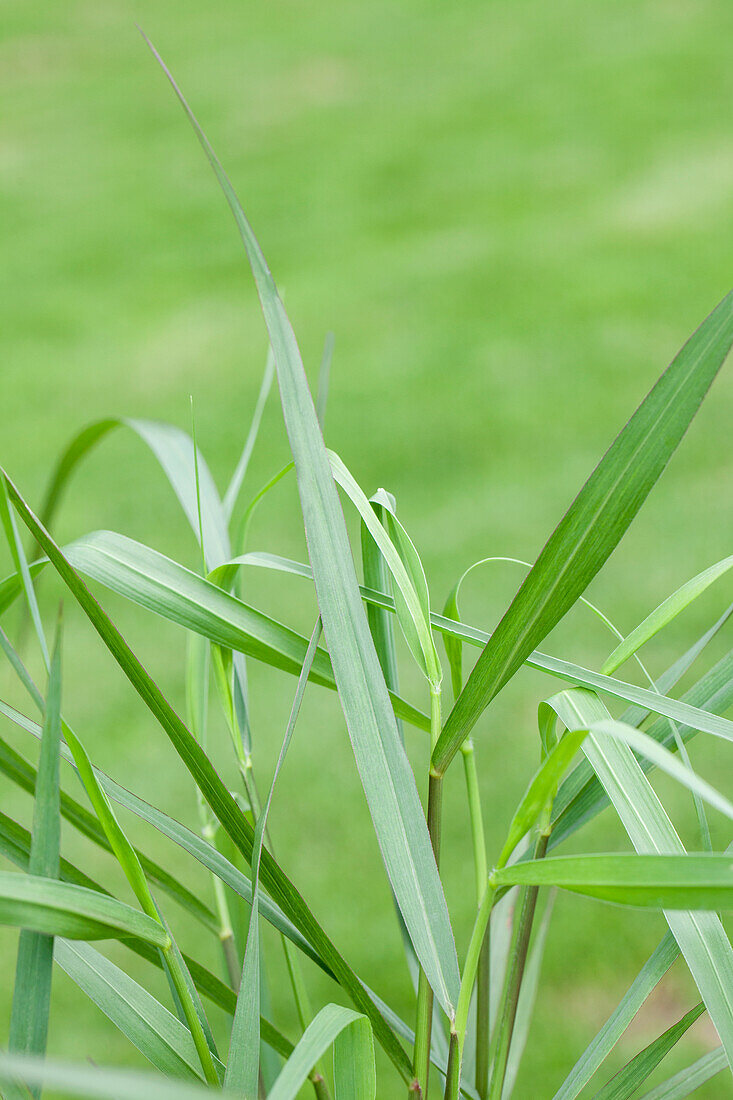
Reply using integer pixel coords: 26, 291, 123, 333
8, 624, 62, 1089
145, 39, 460, 1019
225, 619, 322, 1097
432, 289, 733, 775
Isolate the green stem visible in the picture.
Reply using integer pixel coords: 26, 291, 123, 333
487, 832, 549, 1100
163, 938, 220, 1085
443, 1031, 460, 1100
460, 738, 489, 1097
412, 688, 444, 1098
475, 930, 491, 1098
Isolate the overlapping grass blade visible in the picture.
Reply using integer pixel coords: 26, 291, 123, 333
145, 40, 460, 1021
494, 854, 733, 909
551, 649, 733, 848
0, 701, 327, 972
551, 932, 678, 1100
602, 555, 733, 676
268, 1005, 374, 1100
8, 627, 62, 1083
592, 1003, 704, 1099
0, 810, 295, 1060
638, 1047, 726, 1098
225, 620, 322, 1097
2, 474, 413, 1080
0, 871, 169, 944
549, 688, 733, 1071
55, 940, 225, 1081
432, 289, 733, 776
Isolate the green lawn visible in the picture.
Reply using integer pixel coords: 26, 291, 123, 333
1, 1, 733, 1095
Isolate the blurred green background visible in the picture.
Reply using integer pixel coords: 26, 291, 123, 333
2, 1, 733, 1095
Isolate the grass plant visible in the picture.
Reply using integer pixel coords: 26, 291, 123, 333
1, 39, 733, 1100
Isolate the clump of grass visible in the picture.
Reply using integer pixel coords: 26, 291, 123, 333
1, 36, 733, 1100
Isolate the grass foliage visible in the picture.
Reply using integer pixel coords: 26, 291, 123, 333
2, 37, 733, 1100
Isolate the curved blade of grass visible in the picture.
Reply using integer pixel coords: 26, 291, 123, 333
197, 550, 733, 744
55, 939, 225, 1081
2, 475, 413, 1079
550, 688, 733, 1071
39, 417, 230, 569
225, 619, 322, 1096
333, 1016, 376, 1100
540, 704, 733, 836
551, 648, 733, 848
603, 555, 733, 676
592, 1003, 705, 1100
551, 931, 679, 1100
0, 871, 169, 945
329, 454, 441, 688
0, 1054, 227, 1100
146, 40, 460, 1020
8, 626, 61, 1085
223, 347, 275, 519
497, 730, 589, 870
268, 1005, 374, 1100
433, 289, 733, 776
638, 1047, 726, 1099
494, 854, 733, 909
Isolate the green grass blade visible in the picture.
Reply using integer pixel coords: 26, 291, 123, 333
0, 476, 49, 670
333, 1015, 376, 1100
2, 474, 412, 1080
55, 940, 224, 1081
497, 730, 589, 870
223, 347, 275, 519
225, 620, 322, 1097
432, 289, 733, 776
146, 40, 460, 1019
268, 1005, 373, 1100
551, 932, 678, 1100
0, 871, 169, 945
638, 1047, 726, 1099
39, 417, 230, 569
495, 854, 733, 909
550, 688, 733, 1071
8, 626, 62, 1081
602, 555, 733, 675
592, 1003, 704, 1100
